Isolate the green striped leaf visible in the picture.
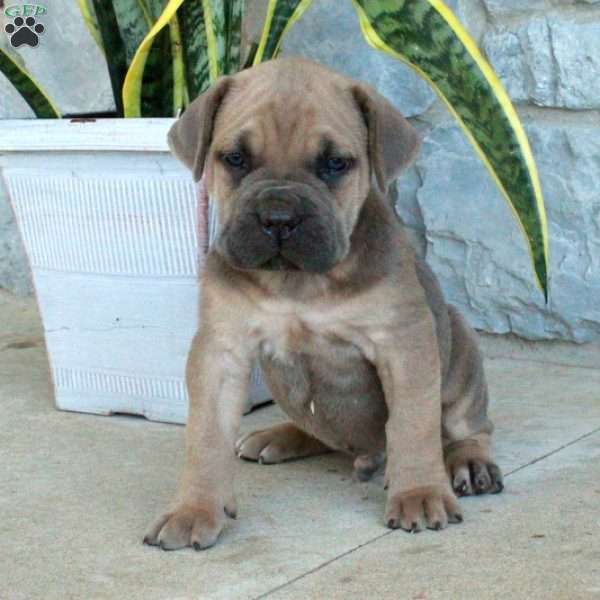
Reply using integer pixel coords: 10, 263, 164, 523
144, 0, 163, 18
223, 0, 244, 75
205, 0, 227, 76
140, 24, 175, 116
352, 0, 549, 298
111, 0, 153, 62
171, 0, 243, 102
200, 0, 219, 82
224, 0, 244, 75
122, 0, 185, 117
0, 49, 60, 118
243, 41, 259, 70
199, 0, 244, 78
91, 0, 128, 116
169, 15, 186, 115
253, 0, 314, 64
108, 0, 179, 117
177, 0, 211, 100
122, 0, 244, 113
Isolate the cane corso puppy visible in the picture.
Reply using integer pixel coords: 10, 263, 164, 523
144, 57, 503, 551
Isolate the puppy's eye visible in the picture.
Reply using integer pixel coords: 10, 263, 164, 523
327, 157, 349, 172
317, 156, 351, 181
222, 151, 247, 170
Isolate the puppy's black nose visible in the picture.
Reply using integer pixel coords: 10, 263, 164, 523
259, 210, 301, 243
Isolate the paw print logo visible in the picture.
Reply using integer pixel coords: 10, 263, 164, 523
4, 16, 45, 48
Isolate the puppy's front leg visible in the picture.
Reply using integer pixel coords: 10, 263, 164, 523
144, 309, 253, 551
375, 311, 462, 533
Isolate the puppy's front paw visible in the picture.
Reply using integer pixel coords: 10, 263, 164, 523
143, 503, 228, 551
385, 485, 463, 533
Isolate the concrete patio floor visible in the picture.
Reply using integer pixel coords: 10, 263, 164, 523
1, 290, 599, 600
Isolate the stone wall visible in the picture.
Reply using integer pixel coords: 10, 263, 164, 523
1, 0, 599, 342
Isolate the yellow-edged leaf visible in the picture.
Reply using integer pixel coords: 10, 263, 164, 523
253, 0, 314, 64
122, 0, 185, 117
352, 0, 549, 298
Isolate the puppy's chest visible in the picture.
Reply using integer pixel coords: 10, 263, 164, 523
257, 317, 332, 362
252, 308, 370, 364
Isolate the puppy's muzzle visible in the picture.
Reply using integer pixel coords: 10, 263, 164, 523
216, 179, 346, 273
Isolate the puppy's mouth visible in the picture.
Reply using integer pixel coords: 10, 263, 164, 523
221, 216, 336, 273
260, 253, 302, 272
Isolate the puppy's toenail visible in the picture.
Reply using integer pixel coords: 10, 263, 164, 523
387, 519, 398, 529
455, 481, 468, 495
477, 476, 490, 490
454, 514, 463, 523
193, 542, 202, 551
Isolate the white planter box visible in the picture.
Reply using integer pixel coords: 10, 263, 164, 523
0, 119, 269, 424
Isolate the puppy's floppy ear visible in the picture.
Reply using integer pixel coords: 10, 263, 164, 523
352, 84, 421, 194
167, 76, 232, 182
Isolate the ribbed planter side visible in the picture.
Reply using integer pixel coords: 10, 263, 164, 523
0, 119, 269, 423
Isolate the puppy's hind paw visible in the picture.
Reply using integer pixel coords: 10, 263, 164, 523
235, 422, 330, 464
451, 460, 504, 497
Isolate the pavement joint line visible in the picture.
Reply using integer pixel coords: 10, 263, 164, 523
487, 356, 600, 372
253, 425, 600, 599
504, 425, 600, 478
253, 529, 395, 600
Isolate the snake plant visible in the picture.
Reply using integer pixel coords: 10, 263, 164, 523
0, 48, 60, 118
0, 0, 549, 297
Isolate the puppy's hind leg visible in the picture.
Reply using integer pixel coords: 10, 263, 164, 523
236, 422, 332, 464
442, 307, 504, 497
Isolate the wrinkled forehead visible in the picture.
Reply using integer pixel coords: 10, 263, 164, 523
212, 75, 367, 165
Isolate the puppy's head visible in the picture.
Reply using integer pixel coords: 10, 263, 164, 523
168, 57, 419, 273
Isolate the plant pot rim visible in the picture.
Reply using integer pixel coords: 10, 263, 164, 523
0, 118, 176, 153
